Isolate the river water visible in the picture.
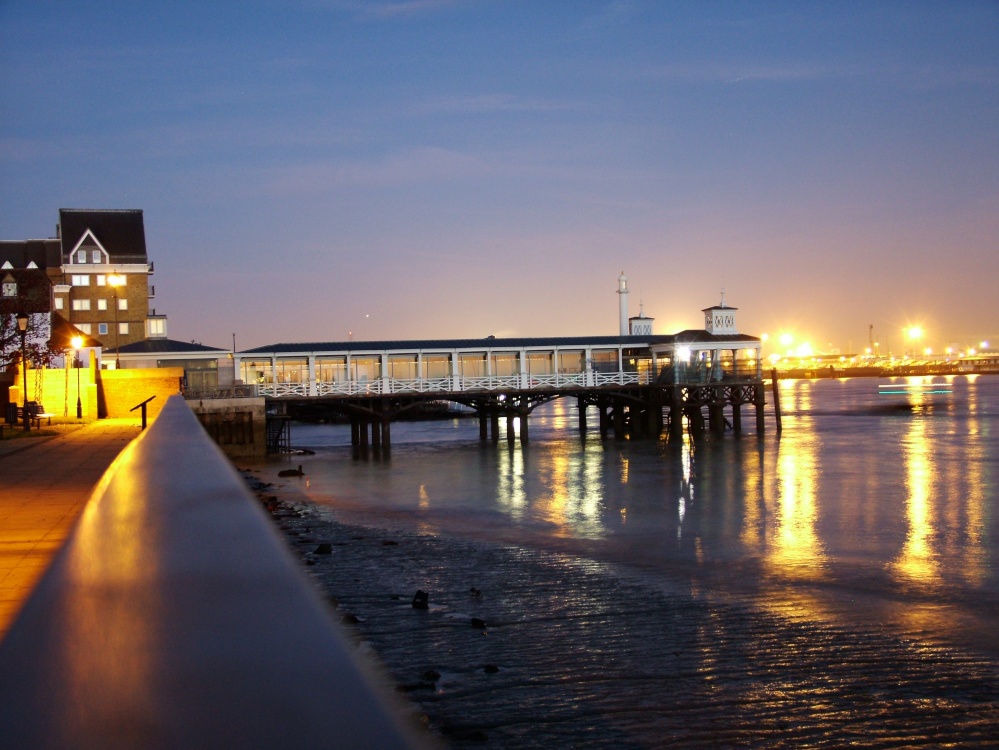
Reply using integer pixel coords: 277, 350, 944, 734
258, 375, 999, 747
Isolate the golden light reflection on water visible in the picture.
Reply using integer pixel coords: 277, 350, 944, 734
531, 442, 605, 538
891, 406, 940, 584
496, 446, 526, 520
764, 391, 827, 580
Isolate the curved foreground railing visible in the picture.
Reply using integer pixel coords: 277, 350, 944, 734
0, 395, 428, 750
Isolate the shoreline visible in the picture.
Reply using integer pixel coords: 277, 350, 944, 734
242, 468, 999, 749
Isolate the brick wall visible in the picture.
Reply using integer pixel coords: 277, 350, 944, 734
97, 368, 184, 419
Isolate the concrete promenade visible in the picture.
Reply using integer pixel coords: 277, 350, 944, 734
0, 419, 141, 639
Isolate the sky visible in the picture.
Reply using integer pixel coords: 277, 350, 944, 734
1, 1, 997, 355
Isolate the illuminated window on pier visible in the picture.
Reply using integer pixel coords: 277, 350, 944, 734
351, 356, 380, 382
241, 359, 274, 384
591, 349, 618, 373
421, 355, 451, 379
317, 356, 347, 383
458, 353, 487, 377
388, 355, 418, 380
491, 352, 520, 377
558, 350, 584, 374
275, 358, 307, 383
526, 351, 554, 375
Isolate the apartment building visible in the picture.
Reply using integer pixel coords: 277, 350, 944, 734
0, 209, 164, 355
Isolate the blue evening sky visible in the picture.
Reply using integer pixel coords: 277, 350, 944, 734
2, 1, 997, 353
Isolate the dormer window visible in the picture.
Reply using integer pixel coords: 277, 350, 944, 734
1, 275, 17, 298
77, 250, 87, 263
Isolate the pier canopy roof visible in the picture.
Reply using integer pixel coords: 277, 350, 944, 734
241, 334, 680, 356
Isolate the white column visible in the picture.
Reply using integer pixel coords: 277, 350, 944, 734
617, 272, 629, 336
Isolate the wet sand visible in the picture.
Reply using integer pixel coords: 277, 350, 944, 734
249, 474, 999, 749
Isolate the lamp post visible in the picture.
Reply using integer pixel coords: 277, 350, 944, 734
72, 335, 83, 420
108, 274, 126, 369
16, 312, 29, 432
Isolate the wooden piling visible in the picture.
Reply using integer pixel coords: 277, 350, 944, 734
770, 368, 782, 437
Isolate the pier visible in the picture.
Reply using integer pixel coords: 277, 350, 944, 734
229, 327, 767, 451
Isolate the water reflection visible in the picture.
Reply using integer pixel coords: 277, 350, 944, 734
766, 402, 827, 579
524, 440, 606, 538
891, 410, 940, 584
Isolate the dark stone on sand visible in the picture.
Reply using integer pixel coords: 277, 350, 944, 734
381, 539, 398, 546
483, 664, 499, 674
327, 595, 339, 609
341, 613, 360, 624
470, 618, 487, 629
412, 590, 430, 609
421, 669, 441, 682
314, 543, 333, 554
470, 587, 482, 599
278, 465, 305, 477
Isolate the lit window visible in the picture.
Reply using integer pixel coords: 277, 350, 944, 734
118, 298, 128, 311
97, 275, 106, 286
77, 251, 86, 263
91, 250, 101, 263
71, 299, 91, 311
1, 281, 16, 298
71, 275, 90, 286
97, 299, 108, 311
148, 318, 166, 336
54, 297, 64, 310
98, 323, 108, 335
78, 323, 91, 334
118, 322, 129, 335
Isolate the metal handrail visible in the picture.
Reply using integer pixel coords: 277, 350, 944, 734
0, 395, 427, 749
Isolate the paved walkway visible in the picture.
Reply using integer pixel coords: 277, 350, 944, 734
0, 419, 142, 639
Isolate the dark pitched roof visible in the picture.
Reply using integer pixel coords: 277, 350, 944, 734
110, 338, 226, 355
58, 209, 147, 264
0, 269, 52, 314
49, 313, 102, 350
0, 239, 61, 270
673, 330, 759, 343
241, 334, 682, 355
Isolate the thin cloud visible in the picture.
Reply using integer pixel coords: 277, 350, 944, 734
415, 93, 580, 115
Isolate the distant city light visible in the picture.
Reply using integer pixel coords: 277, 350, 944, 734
677, 346, 691, 361
779, 333, 793, 347
907, 326, 923, 340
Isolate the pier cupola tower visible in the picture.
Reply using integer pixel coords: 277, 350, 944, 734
617, 272, 629, 336
629, 300, 654, 336
702, 291, 738, 335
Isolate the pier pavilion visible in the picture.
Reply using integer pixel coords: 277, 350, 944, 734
232, 312, 765, 448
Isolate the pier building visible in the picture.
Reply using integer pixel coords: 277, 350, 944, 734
230, 298, 765, 449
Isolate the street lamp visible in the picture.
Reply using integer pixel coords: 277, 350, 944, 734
906, 326, 923, 358
16, 312, 29, 432
72, 335, 83, 420
108, 274, 126, 369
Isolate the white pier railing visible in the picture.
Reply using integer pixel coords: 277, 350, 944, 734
254, 369, 650, 398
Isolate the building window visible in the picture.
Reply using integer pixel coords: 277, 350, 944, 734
72, 299, 91, 311
1, 282, 16, 298
91, 250, 101, 263
54, 297, 64, 310
71, 275, 90, 286
97, 275, 106, 286
97, 299, 108, 311
98, 323, 108, 335
118, 323, 129, 335
78, 323, 91, 334
118, 298, 128, 311
148, 318, 166, 337
77, 251, 87, 264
